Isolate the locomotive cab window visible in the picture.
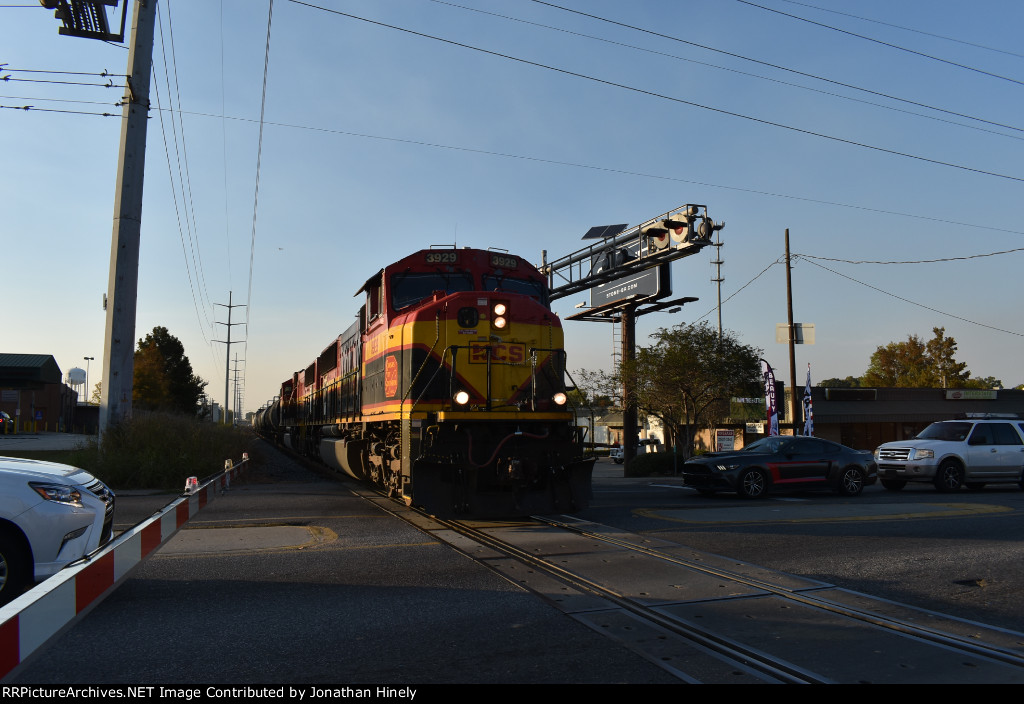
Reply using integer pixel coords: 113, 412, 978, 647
391, 271, 474, 311
481, 275, 549, 307
364, 276, 384, 323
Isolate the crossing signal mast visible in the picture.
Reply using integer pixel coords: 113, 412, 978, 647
541, 204, 724, 469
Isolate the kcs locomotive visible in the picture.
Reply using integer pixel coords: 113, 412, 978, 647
253, 247, 594, 516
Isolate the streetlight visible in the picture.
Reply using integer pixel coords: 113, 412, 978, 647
84, 357, 94, 404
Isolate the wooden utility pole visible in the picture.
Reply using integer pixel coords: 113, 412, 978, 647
784, 229, 800, 434
99, 0, 156, 437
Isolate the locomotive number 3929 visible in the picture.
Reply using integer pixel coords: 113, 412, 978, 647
425, 252, 458, 264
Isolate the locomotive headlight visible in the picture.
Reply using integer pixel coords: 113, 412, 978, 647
454, 390, 470, 405
552, 392, 567, 406
492, 301, 509, 331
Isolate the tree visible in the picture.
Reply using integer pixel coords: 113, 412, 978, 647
862, 327, 971, 388
818, 376, 861, 388
584, 322, 762, 456
133, 327, 207, 414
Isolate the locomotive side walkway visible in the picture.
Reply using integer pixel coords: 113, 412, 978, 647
8, 443, 680, 684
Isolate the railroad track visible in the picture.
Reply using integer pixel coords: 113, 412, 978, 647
360, 489, 1024, 684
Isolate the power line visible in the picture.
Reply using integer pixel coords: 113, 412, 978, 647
799, 257, 1024, 337
735, 0, 1024, 86
241, 0, 276, 415
290, 1, 1024, 184
522, 1, 1024, 135
429, 0, 1024, 141
776, 0, 1024, 59
163, 107, 1024, 240
796, 248, 1024, 265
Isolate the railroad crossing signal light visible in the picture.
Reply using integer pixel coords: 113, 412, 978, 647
642, 218, 688, 250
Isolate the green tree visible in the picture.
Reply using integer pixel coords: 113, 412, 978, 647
817, 376, 861, 388
133, 326, 207, 414
862, 327, 971, 387
584, 322, 762, 456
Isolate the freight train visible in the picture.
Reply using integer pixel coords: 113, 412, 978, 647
253, 247, 595, 516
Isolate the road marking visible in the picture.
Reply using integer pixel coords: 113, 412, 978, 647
633, 502, 1013, 525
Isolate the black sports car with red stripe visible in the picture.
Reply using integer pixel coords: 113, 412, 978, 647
682, 436, 877, 499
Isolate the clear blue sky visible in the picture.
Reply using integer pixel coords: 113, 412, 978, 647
3, 0, 1022, 415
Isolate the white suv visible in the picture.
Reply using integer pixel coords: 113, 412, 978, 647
0, 456, 115, 604
874, 418, 1024, 492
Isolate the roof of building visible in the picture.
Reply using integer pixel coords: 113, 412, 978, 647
0, 354, 63, 389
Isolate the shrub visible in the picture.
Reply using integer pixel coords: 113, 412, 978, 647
4, 413, 254, 491
93, 413, 252, 490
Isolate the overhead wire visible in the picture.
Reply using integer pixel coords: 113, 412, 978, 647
776, 0, 1024, 60
241, 0, 277, 417
164, 107, 1024, 241
162, 0, 215, 322
429, 0, 1024, 142
522, 0, 1024, 135
735, 0, 1024, 86
290, 1, 1024, 185
796, 256, 1024, 337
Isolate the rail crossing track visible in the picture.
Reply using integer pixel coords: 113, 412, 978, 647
359, 489, 1024, 684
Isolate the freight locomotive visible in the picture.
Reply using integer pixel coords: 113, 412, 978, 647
253, 246, 595, 516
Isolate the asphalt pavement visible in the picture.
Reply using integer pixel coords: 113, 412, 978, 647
9, 443, 681, 685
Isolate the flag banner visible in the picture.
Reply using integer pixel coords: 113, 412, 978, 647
803, 363, 814, 436
760, 359, 779, 436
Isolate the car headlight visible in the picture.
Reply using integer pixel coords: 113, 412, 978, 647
30, 482, 83, 506
912, 449, 934, 460
716, 464, 740, 472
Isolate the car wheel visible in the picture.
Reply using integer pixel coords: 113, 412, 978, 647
933, 460, 965, 492
614, 459, 623, 465
838, 466, 865, 496
0, 530, 30, 606
737, 468, 768, 499
880, 479, 906, 491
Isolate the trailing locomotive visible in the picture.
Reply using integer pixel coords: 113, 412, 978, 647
253, 247, 594, 516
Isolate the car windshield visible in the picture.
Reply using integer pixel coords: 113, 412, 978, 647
916, 422, 972, 442
741, 437, 792, 454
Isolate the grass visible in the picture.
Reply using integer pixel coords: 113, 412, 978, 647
2, 412, 254, 492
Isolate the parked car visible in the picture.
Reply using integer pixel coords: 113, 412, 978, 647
874, 417, 1024, 492
0, 411, 13, 434
682, 436, 878, 499
609, 439, 660, 464
0, 456, 115, 604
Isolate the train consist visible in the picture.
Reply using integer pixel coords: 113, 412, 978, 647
253, 247, 595, 516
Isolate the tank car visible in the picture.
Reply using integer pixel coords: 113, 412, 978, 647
256, 247, 594, 517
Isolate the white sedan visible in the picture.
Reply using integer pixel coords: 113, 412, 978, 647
0, 456, 115, 604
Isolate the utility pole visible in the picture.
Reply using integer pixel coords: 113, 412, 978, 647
710, 229, 724, 341
231, 353, 245, 425
92, 0, 155, 438
214, 291, 246, 425
784, 229, 800, 435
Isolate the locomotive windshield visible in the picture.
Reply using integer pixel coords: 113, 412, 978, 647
391, 271, 475, 310
482, 274, 548, 306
